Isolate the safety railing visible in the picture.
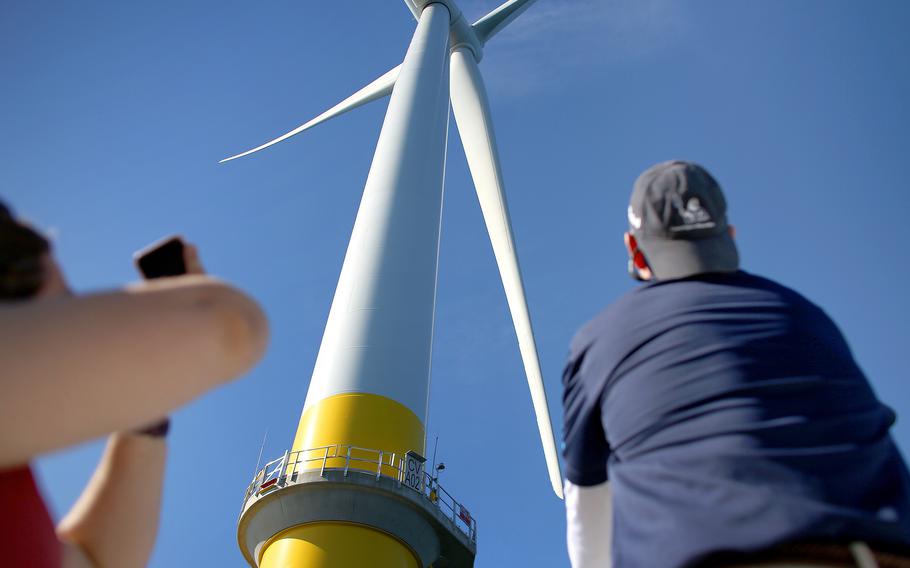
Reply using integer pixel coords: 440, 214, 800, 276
240, 444, 477, 543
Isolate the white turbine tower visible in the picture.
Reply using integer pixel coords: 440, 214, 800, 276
227, 2, 560, 565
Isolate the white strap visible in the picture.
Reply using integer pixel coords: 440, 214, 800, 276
850, 542, 880, 568
565, 480, 612, 567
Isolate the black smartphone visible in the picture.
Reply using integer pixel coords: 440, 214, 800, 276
134, 236, 187, 279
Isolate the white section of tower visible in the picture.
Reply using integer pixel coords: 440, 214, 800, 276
303, 3, 452, 420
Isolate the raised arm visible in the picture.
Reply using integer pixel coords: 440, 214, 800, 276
0, 275, 268, 468
57, 432, 167, 568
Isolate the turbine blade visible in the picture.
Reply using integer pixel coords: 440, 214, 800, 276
403, 0, 420, 20
220, 64, 401, 163
472, 0, 539, 45
450, 48, 564, 500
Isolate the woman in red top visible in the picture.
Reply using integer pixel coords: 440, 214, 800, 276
0, 201, 269, 567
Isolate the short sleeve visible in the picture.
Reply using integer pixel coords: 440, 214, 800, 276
562, 344, 610, 486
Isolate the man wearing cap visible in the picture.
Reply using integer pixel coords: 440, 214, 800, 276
561, 161, 910, 567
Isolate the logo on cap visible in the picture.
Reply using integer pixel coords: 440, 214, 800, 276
669, 195, 715, 232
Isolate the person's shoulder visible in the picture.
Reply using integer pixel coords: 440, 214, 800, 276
731, 270, 792, 292
724, 271, 848, 338
734, 271, 825, 309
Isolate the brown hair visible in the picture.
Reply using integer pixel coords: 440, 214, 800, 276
0, 201, 50, 300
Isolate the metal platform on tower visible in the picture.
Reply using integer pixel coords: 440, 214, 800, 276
237, 444, 477, 567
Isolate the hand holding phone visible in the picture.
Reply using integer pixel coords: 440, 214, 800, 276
134, 236, 205, 279
130, 234, 206, 438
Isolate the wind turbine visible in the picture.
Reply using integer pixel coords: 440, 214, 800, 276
227, 2, 561, 565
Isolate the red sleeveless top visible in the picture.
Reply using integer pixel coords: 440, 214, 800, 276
0, 466, 61, 567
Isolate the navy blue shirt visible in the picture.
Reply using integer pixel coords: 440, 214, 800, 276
562, 271, 910, 568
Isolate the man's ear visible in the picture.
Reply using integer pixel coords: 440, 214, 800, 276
624, 232, 651, 279
729, 225, 736, 239
624, 232, 652, 281
624, 233, 647, 269
624, 232, 635, 254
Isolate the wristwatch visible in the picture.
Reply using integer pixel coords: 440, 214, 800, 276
132, 417, 171, 438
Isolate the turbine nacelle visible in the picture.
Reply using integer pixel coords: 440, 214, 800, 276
404, 0, 482, 60
408, 0, 463, 18
449, 9, 483, 62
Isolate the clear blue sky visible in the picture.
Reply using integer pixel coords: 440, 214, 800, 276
3, 1, 909, 566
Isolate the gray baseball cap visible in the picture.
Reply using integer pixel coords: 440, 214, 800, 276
627, 160, 739, 280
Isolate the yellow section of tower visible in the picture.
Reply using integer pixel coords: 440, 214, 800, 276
259, 523, 419, 568
259, 393, 426, 568
289, 392, 425, 477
